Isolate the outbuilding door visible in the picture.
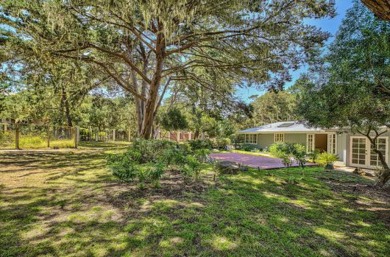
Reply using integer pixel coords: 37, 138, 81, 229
350, 136, 388, 168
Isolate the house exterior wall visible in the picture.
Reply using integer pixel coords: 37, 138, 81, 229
257, 134, 275, 148
255, 133, 308, 149
285, 133, 307, 146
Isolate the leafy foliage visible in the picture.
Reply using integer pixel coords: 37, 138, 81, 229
1, 0, 335, 138
188, 139, 213, 151
160, 108, 188, 132
107, 139, 212, 187
298, 1, 390, 186
317, 152, 339, 167
237, 143, 262, 152
107, 154, 137, 182
269, 142, 307, 168
248, 91, 300, 127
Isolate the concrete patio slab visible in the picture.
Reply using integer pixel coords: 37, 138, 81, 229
210, 152, 316, 170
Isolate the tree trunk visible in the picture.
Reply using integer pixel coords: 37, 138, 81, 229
194, 130, 200, 139
373, 148, 390, 187
140, 93, 158, 139
139, 27, 165, 139
361, 0, 390, 20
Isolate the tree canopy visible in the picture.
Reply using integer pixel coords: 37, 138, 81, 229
299, 1, 390, 186
1, 0, 335, 138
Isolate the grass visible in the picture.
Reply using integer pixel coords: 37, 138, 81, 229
1, 135, 75, 149
0, 146, 389, 257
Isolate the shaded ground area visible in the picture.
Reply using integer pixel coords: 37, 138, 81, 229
0, 147, 389, 257
210, 152, 316, 169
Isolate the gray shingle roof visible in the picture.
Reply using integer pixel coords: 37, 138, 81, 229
238, 121, 326, 134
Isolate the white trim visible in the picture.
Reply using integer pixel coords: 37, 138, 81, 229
306, 134, 315, 153
327, 133, 337, 155
349, 136, 389, 168
244, 134, 257, 144
274, 133, 284, 143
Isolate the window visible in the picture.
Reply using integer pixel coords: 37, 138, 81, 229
327, 134, 337, 154
274, 133, 284, 143
245, 134, 257, 144
307, 134, 315, 153
370, 138, 387, 167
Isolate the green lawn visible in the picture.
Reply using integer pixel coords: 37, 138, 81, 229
0, 147, 389, 257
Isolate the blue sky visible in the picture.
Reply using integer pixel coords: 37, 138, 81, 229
237, 0, 354, 102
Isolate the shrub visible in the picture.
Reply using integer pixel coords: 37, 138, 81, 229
131, 139, 178, 163
194, 148, 211, 163
269, 142, 307, 168
215, 137, 231, 150
137, 169, 148, 189
308, 149, 321, 163
188, 139, 213, 151
147, 162, 165, 187
238, 143, 261, 152
0, 131, 14, 147
269, 142, 291, 158
317, 152, 338, 167
183, 155, 202, 180
178, 142, 192, 155
107, 153, 137, 181
108, 139, 212, 187
292, 144, 307, 168
158, 147, 186, 167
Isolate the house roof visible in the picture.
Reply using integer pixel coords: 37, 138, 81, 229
238, 121, 326, 134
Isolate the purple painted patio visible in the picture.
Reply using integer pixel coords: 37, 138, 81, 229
210, 152, 316, 169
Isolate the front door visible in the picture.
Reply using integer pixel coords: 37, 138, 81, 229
350, 137, 388, 168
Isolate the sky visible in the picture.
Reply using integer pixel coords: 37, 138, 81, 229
237, 0, 354, 102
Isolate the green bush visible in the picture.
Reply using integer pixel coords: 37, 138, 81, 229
317, 152, 338, 167
131, 139, 178, 163
107, 153, 137, 181
308, 149, 321, 163
107, 139, 212, 187
269, 142, 307, 168
188, 139, 213, 151
137, 169, 148, 189
158, 147, 186, 167
194, 148, 211, 163
292, 144, 307, 168
183, 155, 202, 180
215, 137, 231, 149
178, 142, 192, 154
238, 143, 261, 152
0, 131, 14, 147
147, 162, 165, 187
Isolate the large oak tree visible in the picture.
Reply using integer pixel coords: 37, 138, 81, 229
1, 0, 335, 138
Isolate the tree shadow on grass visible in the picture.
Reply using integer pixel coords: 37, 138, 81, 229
1, 152, 389, 256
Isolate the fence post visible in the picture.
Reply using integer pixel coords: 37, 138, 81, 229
128, 128, 131, 142
113, 129, 116, 141
47, 125, 50, 148
74, 126, 79, 148
15, 123, 20, 150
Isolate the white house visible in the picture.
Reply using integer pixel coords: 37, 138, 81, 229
238, 121, 389, 169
